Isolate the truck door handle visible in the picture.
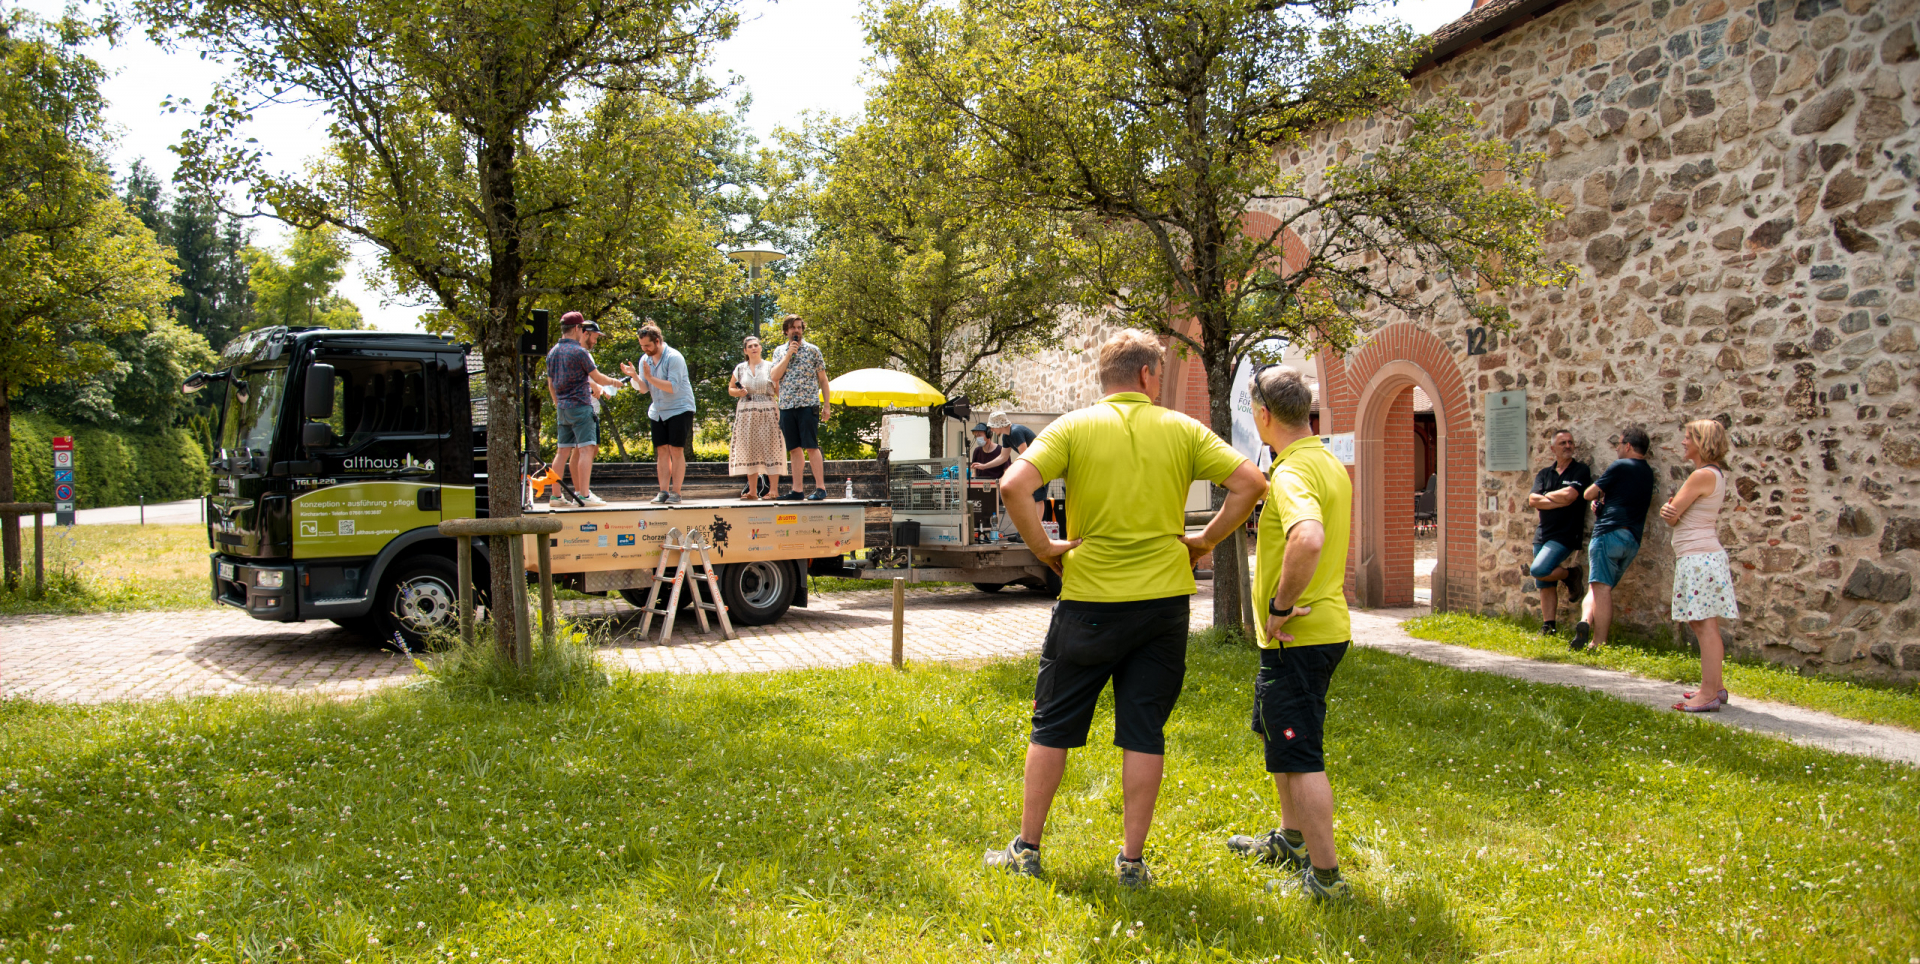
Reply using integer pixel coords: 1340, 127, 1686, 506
417, 488, 442, 511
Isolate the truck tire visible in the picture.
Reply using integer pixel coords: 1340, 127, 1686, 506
373, 555, 461, 650
1019, 568, 1062, 598
329, 617, 378, 638
972, 582, 1005, 593
618, 576, 701, 612
720, 560, 795, 626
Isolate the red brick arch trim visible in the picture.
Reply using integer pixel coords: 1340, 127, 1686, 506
1320, 323, 1477, 612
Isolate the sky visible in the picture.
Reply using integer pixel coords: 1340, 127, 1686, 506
25, 0, 1469, 333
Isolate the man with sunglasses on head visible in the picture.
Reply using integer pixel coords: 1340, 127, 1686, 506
1526, 429, 1591, 637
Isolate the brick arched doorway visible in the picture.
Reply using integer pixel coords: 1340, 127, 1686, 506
1322, 324, 1474, 611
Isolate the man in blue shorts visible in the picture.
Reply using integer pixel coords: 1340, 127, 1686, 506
544, 312, 622, 506
1573, 425, 1656, 651
1526, 429, 1590, 636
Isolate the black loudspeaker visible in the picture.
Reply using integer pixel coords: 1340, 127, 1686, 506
520, 308, 550, 356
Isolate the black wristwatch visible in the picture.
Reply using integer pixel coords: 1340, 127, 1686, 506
1268, 601, 1294, 618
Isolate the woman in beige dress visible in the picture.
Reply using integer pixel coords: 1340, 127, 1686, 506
1660, 419, 1740, 712
728, 336, 785, 500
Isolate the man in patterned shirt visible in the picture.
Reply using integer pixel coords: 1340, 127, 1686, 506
768, 314, 834, 501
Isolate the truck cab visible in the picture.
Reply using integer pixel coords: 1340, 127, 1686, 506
193, 326, 482, 646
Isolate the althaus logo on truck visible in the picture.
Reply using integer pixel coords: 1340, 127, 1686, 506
342, 454, 436, 472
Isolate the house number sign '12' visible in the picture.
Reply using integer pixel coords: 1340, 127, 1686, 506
1465, 326, 1489, 356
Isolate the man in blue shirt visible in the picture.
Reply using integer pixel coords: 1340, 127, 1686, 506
1572, 424, 1657, 651
622, 323, 696, 504
544, 312, 622, 506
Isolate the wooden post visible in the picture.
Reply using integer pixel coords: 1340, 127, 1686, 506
536, 530, 555, 651
507, 534, 531, 666
33, 512, 43, 598
0, 504, 52, 595
455, 534, 474, 646
436, 516, 562, 668
891, 576, 905, 669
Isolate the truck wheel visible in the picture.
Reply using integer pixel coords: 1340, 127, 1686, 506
1020, 568, 1062, 598
618, 576, 700, 611
373, 555, 461, 650
972, 582, 1005, 593
720, 561, 794, 626
329, 617, 378, 638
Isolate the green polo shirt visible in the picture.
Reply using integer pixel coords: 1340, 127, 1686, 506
1017, 392, 1247, 602
1253, 436, 1352, 649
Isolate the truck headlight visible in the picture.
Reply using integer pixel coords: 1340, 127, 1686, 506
256, 570, 285, 589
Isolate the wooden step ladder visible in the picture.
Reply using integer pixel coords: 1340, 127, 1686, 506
636, 526, 736, 643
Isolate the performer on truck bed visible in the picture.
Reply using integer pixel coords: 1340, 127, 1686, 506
544, 312, 622, 507
622, 322, 696, 505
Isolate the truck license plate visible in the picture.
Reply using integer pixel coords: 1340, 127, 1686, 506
219, 562, 235, 580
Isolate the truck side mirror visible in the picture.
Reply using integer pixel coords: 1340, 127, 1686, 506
302, 421, 333, 449
304, 363, 336, 420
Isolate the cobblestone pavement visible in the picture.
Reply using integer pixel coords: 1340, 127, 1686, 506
0, 587, 1212, 704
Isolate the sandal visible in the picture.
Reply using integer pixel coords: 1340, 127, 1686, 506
1673, 695, 1723, 713
1683, 688, 1730, 704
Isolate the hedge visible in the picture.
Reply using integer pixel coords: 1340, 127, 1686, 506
8, 413, 210, 509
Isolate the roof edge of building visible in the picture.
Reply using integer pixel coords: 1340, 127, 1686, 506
1414, 0, 1580, 76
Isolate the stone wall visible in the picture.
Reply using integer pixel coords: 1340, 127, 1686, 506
976, 309, 1133, 414
992, 0, 1920, 680
1296, 0, 1920, 677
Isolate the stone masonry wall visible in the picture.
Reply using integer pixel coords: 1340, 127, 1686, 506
1286, 0, 1920, 678
976, 310, 1133, 414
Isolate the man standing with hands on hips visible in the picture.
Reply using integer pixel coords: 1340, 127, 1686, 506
1224, 364, 1355, 902
983, 330, 1268, 889
768, 314, 834, 500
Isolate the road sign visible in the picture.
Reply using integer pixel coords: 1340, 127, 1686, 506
52, 438, 75, 525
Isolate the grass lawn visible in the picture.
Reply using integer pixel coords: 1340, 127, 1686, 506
1407, 612, 1920, 733
2, 639, 1915, 963
0, 524, 213, 616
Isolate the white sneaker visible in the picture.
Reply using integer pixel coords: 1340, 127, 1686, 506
580, 493, 608, 507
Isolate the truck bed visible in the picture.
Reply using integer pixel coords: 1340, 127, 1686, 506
522, 497, 889, 581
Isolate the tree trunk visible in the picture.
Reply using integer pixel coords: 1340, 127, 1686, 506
0, 382, 18, 590
480, 130, 525, 664
1201, 320, 1252, 640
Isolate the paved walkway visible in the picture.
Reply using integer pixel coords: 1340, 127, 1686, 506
5, 592, 1916, 767
33, 498, 204, 527
1350, 608, 1920, 768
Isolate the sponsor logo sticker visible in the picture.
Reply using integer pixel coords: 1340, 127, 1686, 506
597, 535, 608, 547
578, 523, 598, 532
616, 534, 635, 546
775, 514, 798, 525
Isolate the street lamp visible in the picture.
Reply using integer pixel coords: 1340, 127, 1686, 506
726, 248, 786, 334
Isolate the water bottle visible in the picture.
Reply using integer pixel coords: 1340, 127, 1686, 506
844, 477, 854, 500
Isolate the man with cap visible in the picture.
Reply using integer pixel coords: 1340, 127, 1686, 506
989, 411, 1046, 512
969, 422, 1008, 480
544, 312, 622, 506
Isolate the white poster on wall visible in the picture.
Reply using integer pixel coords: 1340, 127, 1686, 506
1228, 357, 1273, 469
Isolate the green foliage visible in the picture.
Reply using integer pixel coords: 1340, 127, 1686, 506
1407, 611, 1920, 733
1, 642, 1915, 961
15, 319, 217, 431
409, 619, 612, 703
241, 224, 364, 330
8, 412, 209, 508
121, 160, 256, 350
774, 112, 1080, 456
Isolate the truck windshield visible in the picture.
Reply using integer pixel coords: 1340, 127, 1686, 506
218, 366, 289, 458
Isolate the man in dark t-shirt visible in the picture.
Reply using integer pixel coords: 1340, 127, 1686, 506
990, 411, 1046, 504
1571, 425, 1657, 651
1526, 429, 1591, 636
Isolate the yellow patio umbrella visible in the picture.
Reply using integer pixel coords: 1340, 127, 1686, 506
828, 368, 946, 407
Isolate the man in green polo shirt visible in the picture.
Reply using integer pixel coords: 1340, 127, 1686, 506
983, 330, 1269, 888
1224, 364, 1355, 901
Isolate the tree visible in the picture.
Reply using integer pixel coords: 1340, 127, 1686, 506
0, 8, 178, 586
142, 0, 740, 655
242, 226, 365, 330
122, 160, 257, 350
775, 112, 1080, 456
876, 0, 1577, 633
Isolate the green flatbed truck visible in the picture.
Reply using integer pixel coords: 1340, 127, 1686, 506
188, 326, 893, 646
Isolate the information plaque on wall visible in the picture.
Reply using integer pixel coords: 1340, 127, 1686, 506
1484, 391, 1528, 472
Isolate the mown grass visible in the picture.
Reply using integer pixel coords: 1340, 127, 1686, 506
2, 638, 1916, 962
0, 524, 213, 615
1406, 612, 1920, 733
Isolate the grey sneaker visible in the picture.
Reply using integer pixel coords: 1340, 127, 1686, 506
650, 492, 669, 504
1267, 865, 1352, 902
983, 836, 1042, 878
664, 493, 682, 504
1227, 829, 1310, 870
1114, 852, 1153, 890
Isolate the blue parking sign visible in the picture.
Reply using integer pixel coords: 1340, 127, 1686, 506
54, 468, 73, 483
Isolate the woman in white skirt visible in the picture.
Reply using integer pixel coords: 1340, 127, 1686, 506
727, 336, 785, 500
1660, 419, 1740, 712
